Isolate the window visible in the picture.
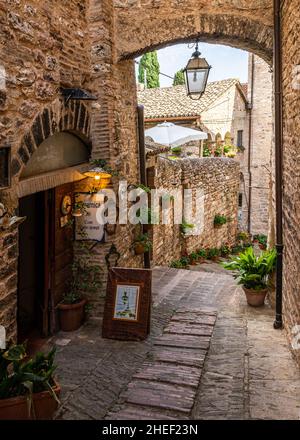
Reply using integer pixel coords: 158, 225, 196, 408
237, 130, 243, 148
0, 145, 11, 188
238, 193, 243, 208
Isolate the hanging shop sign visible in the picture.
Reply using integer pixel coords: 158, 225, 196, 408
102, 268, 152, 341
75, 192, 105, 242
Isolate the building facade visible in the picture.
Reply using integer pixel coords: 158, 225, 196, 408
0, 1, 300, 366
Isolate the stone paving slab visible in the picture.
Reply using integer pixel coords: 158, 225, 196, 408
106, 309, 217, 420
133, 362, 201, 388
125, 380, 195, 414
52, 265, 300, 420
152, 348, 206, 368
154, 334, 211, 350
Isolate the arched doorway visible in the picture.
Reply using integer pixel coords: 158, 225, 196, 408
17, 131, 90, 343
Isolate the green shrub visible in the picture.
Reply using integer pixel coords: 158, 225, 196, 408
197, 248, 207, 258
207, 248, 220, 259
223, 247, 277, 290
214, 214, 228, 226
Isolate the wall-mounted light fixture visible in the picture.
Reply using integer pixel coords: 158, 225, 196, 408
60, 88, 98, 104
83, 166, 112, 190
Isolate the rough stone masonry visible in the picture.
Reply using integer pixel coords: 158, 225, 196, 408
0, 0, 300, 372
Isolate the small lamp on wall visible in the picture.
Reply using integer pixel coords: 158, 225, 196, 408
83, 166, 112, 190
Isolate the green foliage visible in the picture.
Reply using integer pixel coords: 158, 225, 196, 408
189, 252, 198, 262
207, 248, 220, 260
253, 234, 268, 249
220, 244, 231, 256
171, 146, 182, 155
237, 231, 250, 242
214, 146, 222, 157
0, 342, 58, 412
203, 146, 211, 157
180, 256, 190, 267
170, 260, 183, 268
223, 247, 277, 290
134, 233, 152, 252
62, 241, 102, 305
173, 69, 185, 86
197, 248, 207, 258
92, 159, 119, 177
180, 220, 195, 235
138, 52, 160, 89
214, 214, 228, 226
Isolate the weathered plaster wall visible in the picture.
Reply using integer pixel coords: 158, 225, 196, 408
151, 157, 240, 266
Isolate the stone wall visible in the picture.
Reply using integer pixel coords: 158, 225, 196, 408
151, 157, 240, 266
114, 1, 273, 63
239, 55, 272, 235
281, 0, 300, 365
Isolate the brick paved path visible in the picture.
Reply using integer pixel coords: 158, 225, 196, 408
52, 264, 300, 420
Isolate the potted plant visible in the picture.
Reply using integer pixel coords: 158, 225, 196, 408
171, 146, 182, 156
189, 252, 198, 265
254, 234, 267, 250
0, 343, 60, 420
220, 243, 231, 258
58, 245, 102, 332
71, 201, 87, 217
58, 291, 87, 332
207, 248, 220, 261
214, 214, 228, 228
180, 255, 190, 269
196, 248, 207, 263
223, 247, 277, 307
133, 233, 152, 255
170, 260, 183, 268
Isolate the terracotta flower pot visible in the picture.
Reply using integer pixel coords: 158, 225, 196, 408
134, 243, 146, 255
243, 287, 268, 307
58, 299, 86, 332
0, 380, 60, 420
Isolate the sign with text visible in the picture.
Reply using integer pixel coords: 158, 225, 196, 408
75, 192, 105, 242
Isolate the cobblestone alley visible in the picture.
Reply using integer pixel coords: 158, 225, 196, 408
51, 264, 300, 420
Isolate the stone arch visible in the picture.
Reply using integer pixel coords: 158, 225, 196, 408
11, 99, 92, 180
116, 13, 273, 65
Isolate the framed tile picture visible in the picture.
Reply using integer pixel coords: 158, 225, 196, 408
102, 268, 152, 341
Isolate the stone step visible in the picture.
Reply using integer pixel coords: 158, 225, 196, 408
124, 380, 195, 414
133, 362, 201, 388
154, 333, 211, 350
152, 347, 206, 368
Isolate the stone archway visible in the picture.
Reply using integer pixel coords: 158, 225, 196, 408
11, 99, 92, 180
114, 1, 273, 64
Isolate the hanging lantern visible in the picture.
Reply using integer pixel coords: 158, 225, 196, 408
184, 41, 211, 100
83, 167, 112, 189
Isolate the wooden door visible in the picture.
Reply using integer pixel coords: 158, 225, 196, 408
49, 182, 74, 334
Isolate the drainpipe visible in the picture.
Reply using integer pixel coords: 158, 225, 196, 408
137, 105, 151, 269
273, 0, 284, 329
247, 54, 255, 233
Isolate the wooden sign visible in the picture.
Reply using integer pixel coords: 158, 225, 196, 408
75, 192, 105, 242
102, 268, 152, 341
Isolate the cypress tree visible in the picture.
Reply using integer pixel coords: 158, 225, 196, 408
173, 69, 185, 86
138, 51, 160, 88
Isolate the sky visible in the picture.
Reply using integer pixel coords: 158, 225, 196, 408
135, 43, 249, 88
